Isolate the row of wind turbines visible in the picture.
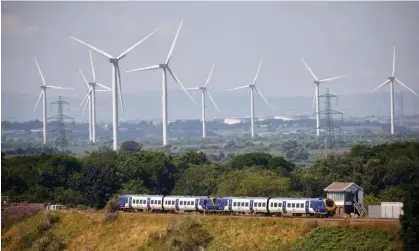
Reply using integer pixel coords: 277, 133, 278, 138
32, 20, 418, 151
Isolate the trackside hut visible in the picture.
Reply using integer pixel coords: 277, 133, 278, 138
324, 182, 364, 216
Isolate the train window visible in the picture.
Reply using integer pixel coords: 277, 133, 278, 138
287, 203, 291, 208
164, 201, 167, 205
245, 202, 249, 207
187, 201, 191, 205
270, 203, 273, 207
151, 200, 154, 205
233, 202, 237, 206
262, 203, 266, 207
180, 201, 183, 205
159, 200, 161, 204
241, 202, 245, 207
191, 201, 194, 206
172, 201, 175, 205
292, 203, 295, 208
301, 203, 304, 208
296, 204, 300, 208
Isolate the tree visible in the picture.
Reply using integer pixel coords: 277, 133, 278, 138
399, 170, 419, 251
120, 140, 143, 153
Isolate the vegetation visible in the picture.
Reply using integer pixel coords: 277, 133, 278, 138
2, 142, 419, 209
3, 141, 419, 250
1, 211, 402, 251
291, 225, 401, 251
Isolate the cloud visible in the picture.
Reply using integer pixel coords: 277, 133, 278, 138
1, 14, 39, 37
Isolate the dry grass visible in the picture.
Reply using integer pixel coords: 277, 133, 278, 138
1, 211, 401, 251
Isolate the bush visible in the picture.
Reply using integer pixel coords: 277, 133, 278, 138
32, 232, 65, 251
142, 217, 213, 251
104, 198, 120, 214
37, 213, 60, 233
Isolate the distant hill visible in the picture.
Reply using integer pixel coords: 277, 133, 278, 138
2, 90, 418, 123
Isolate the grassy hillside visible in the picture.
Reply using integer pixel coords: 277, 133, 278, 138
1, 210, 402, 251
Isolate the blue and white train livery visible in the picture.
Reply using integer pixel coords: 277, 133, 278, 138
117, 194, 336, 217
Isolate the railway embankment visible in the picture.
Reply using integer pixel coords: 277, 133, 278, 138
1, 207, 401, 251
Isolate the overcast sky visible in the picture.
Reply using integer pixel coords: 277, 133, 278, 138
2, 1, 419, 121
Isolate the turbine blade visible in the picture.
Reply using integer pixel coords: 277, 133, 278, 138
89, 50, 96, 82
117, 28, 159, 60
167, 67, 196, 103
372, 79, 390, 93
126, 65, 160, 73
33, 92, 44, 112
206, 90, 220, 112
254, 87, 272, 108
228, 85, 249, 91
395, 78, 418, 96
319, 75, 346, 83
166, 20, 183, 64
96, 82, 112, 90
204, 64, 215, 87
392, 46, 396, 77
116, 66, 124, 112
79, 69, 90, 88
252, 57, 263, 86
46, 86, 74, 90
312, 87, 316, 111
301, 58, 318, 81
70, 36, 113, 59
82, 96, 90, 114
80, 89, 92, 106
34, 57, 47, 86
96, 89, 112, 92
186, 87, 200, 90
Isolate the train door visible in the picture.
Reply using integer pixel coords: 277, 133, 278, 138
175, 199, 179, 210
195, 199, 199, 211
128, 197, 132, 208
250, 200, 254, 213
147, 198, 150, 210
228, 199, 233, 211
282, 201, 287, 213
305, 200, 310, 213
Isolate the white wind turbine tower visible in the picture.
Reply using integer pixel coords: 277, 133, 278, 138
79, 50, 112, 143
70, 28, 159, 150
228, 57, 272, 138
32, 57, 73, 145
186, 64, 220, 138
372, 46, 418, 135
126, 20, 196, 146
301, 58, 345, 137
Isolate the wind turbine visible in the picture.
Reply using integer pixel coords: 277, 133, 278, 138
372, 46, 418, 134
301, 58, 345, 137
32, 57, 73, 145
79, 50, 112, 144
70, 28, 159, 150
186, 64, 219, 138
126, 20, 196, 146
228, 57, 271, 138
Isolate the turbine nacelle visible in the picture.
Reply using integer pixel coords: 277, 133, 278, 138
388, 76, 395, 80
109, 58, 119, 64
159, 63, 168, 69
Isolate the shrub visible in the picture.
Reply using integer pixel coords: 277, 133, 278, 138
142, 217, 213, 251
32, 233, 65, 251
104, 197, 120, 214
37, 213, 60, 233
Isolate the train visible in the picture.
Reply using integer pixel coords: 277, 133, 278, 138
117, 194, 337, 217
